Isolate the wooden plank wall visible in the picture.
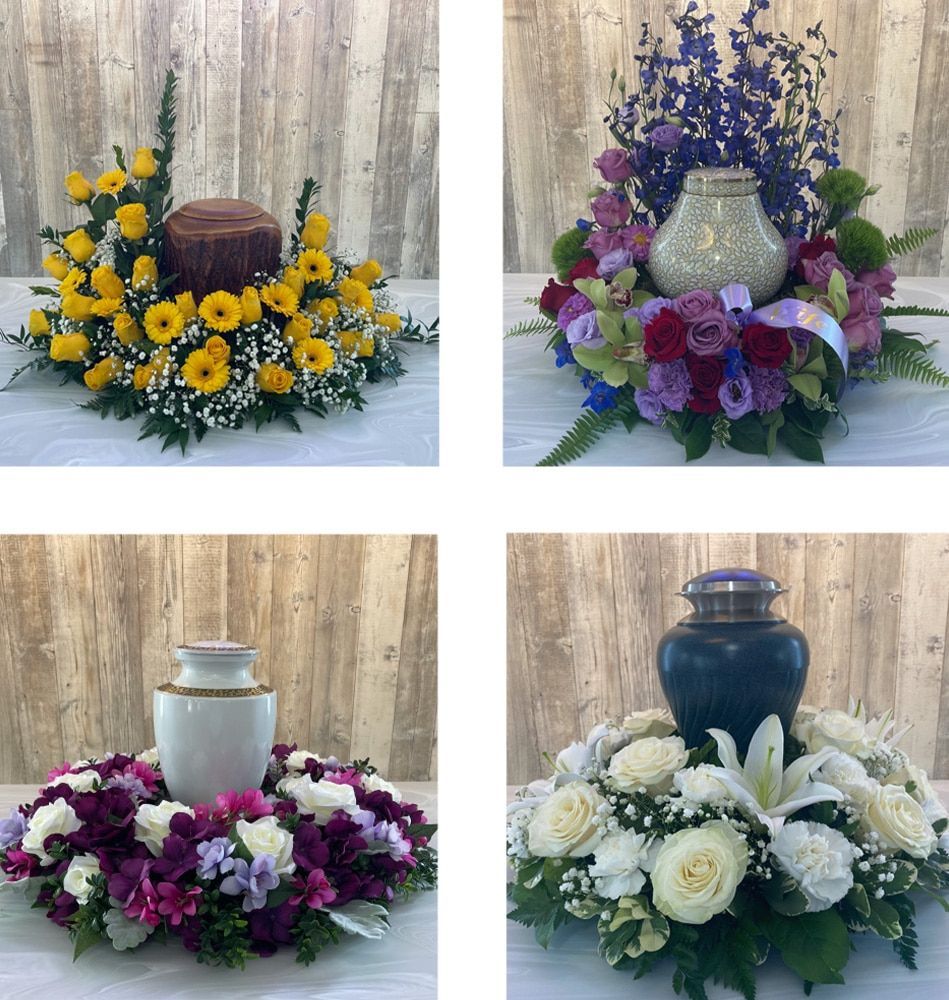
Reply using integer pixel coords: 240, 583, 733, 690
504, 0, 949, 276
0, 0, 438, 278
0, 534, 437, 783
507, 533, 949, 783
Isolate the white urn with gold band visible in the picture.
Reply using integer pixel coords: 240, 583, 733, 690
153, 640, 277, 805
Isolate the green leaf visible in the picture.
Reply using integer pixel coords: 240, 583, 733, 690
72, 922, 103, 961
504, 316, 559, 338
866, 895, 902, 939
885, 227, 938, 258
407, 822, 438, 839
881, 304, 949, 318
884, 860, 918, 895
877, 346, 949, 388
537, 405, 622, 466
727, 413, 769, 456
684, 417, 712, 462
763, 874, 810, 916
846, 883, 871, 917
788, 373, 823, 400
760, 909, 850, 985
596, 309, 625, 346
827, 267, 849, 321
779, 421, 825, 463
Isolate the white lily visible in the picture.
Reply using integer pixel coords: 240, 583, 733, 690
704, 714, 843, 835
848, 697, 912, 750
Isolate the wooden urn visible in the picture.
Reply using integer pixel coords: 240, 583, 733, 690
162, 198, 281, 301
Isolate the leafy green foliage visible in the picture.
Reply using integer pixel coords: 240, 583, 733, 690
195, 889, 255, 969
878, 344, 949, 388
294, 177, 322, 237
758, 908, 851, 985
505, 316, 560, 339
536, 401, 632, 466
835, 217, 889, 272
293, 907, 341, 966
881, 304, 949, 318
886, 227, 938, 258
551, 227, 593, 282
508, 858, 572, 948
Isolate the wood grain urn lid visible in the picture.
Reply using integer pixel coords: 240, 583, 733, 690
162, 198, 282, 301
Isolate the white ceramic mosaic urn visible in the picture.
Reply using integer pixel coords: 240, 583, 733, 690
647, 167, 788, 305
153, 641, 276, 805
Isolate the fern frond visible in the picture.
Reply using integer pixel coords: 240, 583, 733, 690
504, 316, 559, 338
878, 347, 949, 388
885, 227, 938, 258
537, 407, 621, 466
881, 304, 949, 318
523, 296, 540, 306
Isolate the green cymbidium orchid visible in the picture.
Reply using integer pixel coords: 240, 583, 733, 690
704, 714, 843, 835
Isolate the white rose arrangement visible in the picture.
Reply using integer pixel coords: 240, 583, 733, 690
508, 701, 949, 999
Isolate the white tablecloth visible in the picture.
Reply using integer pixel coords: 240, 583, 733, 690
504, 273, 949, 465
507, 782, 949, 999
0, 279, 439, 466
0, 782, 436, 999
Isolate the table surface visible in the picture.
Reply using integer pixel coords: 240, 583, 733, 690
504, 273, 949, 466
507, 781, 949, 999
0, 278, 439, 466
0, 782, 436, 1000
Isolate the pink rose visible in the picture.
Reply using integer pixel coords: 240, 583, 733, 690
590, 192, 631, 229
686, 312, 739, 356
593, 149, 633, 183
855, 264, 896, 300
848, 283, 883, 320
674, 289, 719, 323
584, 229, 625, 260
802, 251, 854, 292
842, 314, 882, 353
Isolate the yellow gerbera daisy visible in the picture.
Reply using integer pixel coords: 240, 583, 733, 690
181, 348, 230, 393
292, 337, 335, 374
90, 297, 123, 318
198, 290, 243, 332
296, 249, 334, 285
97, 168, 127, 195
144, 301, 186, 344
59, 267, 86, 296
259, 282, 300, 317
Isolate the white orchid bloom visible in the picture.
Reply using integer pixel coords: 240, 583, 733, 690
704, 714, 843, 836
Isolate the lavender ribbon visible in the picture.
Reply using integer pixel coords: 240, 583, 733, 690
718, 283, 849, 394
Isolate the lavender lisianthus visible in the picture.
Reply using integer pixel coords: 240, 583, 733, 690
196, 836, 236, 879
718, 374, 755, 419
593, 149, 633, 183
591, 192, 631, 228
749, 365, 790, 413
647, 358, 691, 411
626, 296, 674, 327
634, 387, 666, 424
648, 123, 684, 152
597, 248, 635, 281
220, 854, 280, 912
686, 312, 738, 356
584, 229, 625, 260
566, 311, 606, 351
557, 292, 594, 332
0, 809, 27, 850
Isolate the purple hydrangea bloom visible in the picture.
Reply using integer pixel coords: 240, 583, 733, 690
718, 374, 755, 419
566, 311, 606, 351
597, 247, 635, 281
196, 837, 236, 879
748, 365, 789, 413
0, 809, 27, 850
557, 292, 594, 332
634, 387, 666, 424
220, 854, 280, 912
647, 358, 691, 411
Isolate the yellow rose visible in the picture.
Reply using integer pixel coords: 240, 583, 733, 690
350, 259, 382, 287
90, 297, 123, 318
339, 330, 374, 357
131, 147, 157, 179
63, 229, 96, 263
374, 311, 402, 334
205, 335, 231, 365
64, 171, 95, 202
113, 313, 143, 345
283, 312, 313, 345
133, 364, 154, 390
307, 297, 339, 328
83, 356, 122, 392
257, 362, 295, 394
43, 253, 71, 281
49, 332, 91, 362
29, 310, 50, 336
300, 213, 330, 250
91, 265, 125, 300
338, 276, 373, 312
241, 286, 262, 324
282, 266, 306, 297
96, 168, 127, 195
132, 256, 158, 291
175, 291, 198, 321
115, 203, 148, 240
61, 292, 97, 322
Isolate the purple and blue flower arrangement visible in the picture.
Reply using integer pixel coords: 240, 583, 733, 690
0, 745, 436, 967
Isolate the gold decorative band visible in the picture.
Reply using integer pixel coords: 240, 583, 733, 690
156, 683, 273, 698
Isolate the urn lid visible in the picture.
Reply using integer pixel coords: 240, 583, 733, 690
682, 167, 758, 197
678, 568, 785, 621
175, 640, 259, 657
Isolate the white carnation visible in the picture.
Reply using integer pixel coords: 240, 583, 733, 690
588, 829, 657, 899
770, 821, 855, 912
816, 752, 878, 808
672, 765, 729, 805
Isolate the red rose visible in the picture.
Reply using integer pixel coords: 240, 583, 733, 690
569, 257, 600, 281
643, 307, 687, 362
795, 234, 837, 278
686, 354, 724, 413
742, 323, 792, 368
539, 278, 575, 315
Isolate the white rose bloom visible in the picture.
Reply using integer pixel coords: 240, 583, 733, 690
607, 736, 689, 794
235, 816, 296, 875
21, 799, 82, 864
651, 821, 749, 925
63, 853, 101, 904
285, 750, 322, 773
277, 775, 361, 824
103, 907, 154, 950
672, 765, 729, 805
790, 704, 821, 744
588, 829, 657, 899
883, 764, 947, 821
806, 709, 866, 755
362, 772, 403, 802
135, 748, 160, 767
769, 821, 856, 912
816, 752, 878, 808
866, 784, 937, 858
527, 781, 607, 858
555, 741, 594, 775
622, 709, 677, 740
133, 800, 194, 856
44, 770, 99, 794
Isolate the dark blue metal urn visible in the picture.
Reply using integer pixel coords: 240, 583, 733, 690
657, 568, 809, 753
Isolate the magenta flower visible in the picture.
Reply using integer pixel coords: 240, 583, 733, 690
620, 224, 656, 262
289, 868, 337, 909
46, 762, 72, 782
204, 788, 274, 823
593, 148, 633, 183
584, 229, 625, 260
124, 877, 162, 927
590, 192, 631, 229
1, 848, 38, 881
156, 883, 203, 926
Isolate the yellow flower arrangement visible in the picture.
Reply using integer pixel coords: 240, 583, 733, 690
91, 265, 126, 300
283, 312, 313, 345
144, 301, 185, 344
204, 335, 231, 365
339, 330, 375, 358
256, 362, 295, 394
350, 259, 382, 287
29, 310, 50, 336
59, 268, 85, 296
83, 356, 122, 392
131, 147, 157, 179
132, 256, 159, 291
181, 348, 230, 393
198, 291, 243, 332
96, 168, 127, 195
132, 348, 170, 390
63, 229, 96, 263
175, 292, 198, 321
292, 337, 335, 374
49, 332, 91, 362
90, 297, 123, 318
338, 276, 373, 313
300, 212, 330, 250
42, 253, 71, 281
64, 171, 95, 202
115, 203, 148, 240
259, 282, 300, 317
297, 249, 334, 285
282, 266, 306, 298
240, 286, 262, 324
113, 313, 143, 345
61, 293, 97, 322
374, 312, 402, 333
307, 298, 339, 328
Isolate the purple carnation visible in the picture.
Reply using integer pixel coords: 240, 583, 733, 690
649, 123, 683, 152
718, 375, 755, 419
557, 292, 593, 332
647, 358, 691, 411
566, 311, 606, 350
749, 365, 789, 413
597, 247, 634, 281
634, 387, 666, 425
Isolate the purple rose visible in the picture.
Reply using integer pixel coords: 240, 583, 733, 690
674, 289, 719, 323
718, 374, 755, 419
625, 296, 674, 327
848, 283, 883, 319
748, 365, 789, 413
648, 123, 683, 152
621, 224, 656, 262
855, 264, 896, 300
802, 251, 854, 292
566, 311, 606, 350
634, 387, 666, 425
597, 247, 634, 281
584, 228, 625, 260
590, 192, 631, 229
686, 312, 738, 356
647, 358, 691, 411
842, 283, 883, 353
785, 235, 805, 269
593, 149, 633, 183
557, 292, 593, 332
